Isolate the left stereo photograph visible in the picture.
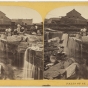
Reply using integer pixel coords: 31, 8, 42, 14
0, 6, 43, 80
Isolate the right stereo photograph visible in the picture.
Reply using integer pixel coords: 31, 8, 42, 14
44, 6, 88, 80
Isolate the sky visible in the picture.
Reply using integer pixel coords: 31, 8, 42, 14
0, 6, 42, 23
46, 6, 88, 19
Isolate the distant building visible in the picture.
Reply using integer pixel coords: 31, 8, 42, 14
0, 11, 43, 33
44, 18, 60, 29
45, 9, 88, 31
44, 18, 60, 24
60, 9, 87, 26
11, 19, 33, 30
11, 19, 33, 25
0, 11, 34, 32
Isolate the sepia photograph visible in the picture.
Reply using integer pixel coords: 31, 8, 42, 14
44, 6, 88, 80
0, 6, 43, 80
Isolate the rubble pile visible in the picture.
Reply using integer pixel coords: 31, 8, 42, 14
44, 30, 88, 80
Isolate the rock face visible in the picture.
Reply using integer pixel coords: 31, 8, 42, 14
0, 34, 43, 80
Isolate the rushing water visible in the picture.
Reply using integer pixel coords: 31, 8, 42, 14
23, 48, 34, 79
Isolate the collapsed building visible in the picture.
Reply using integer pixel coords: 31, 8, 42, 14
44, 9, 88, 31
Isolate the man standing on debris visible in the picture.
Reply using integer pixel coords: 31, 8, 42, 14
5, 26, 12, 36
5, 27, 9, 36
30, 25, 33, 34
80, 27, 87, 36
14, 28, 18, 35
16, 24, 21, 35
20, 27, 25, 34
14, 25, 25, 35
30, 24, 38, 34
34, 24, 38, 34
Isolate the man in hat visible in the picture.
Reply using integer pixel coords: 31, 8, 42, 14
34, 24, 38, 34
80, 27, 87, 36
5, 26, 12, 36
13, 24, 21, 35
20, 27, 25, 34
14, 28, 18, 35
30, 25, 35, 34
16, 24, 21, 34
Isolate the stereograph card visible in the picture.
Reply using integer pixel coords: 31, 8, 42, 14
0, 1, 87, 86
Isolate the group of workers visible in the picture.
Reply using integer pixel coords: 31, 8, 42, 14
5, 24, 27, 36
5, 24, 40, 36
30, 24, 41, 35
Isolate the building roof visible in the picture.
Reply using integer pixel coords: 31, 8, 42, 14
67, 9, 81, 16
0, 11, 11, 25
60, 9, 87, 25
0, 11, 5, 15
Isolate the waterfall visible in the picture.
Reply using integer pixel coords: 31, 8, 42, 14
0, 38, 7, 60
61, 33, 69, 55
23, 47, 34, 80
